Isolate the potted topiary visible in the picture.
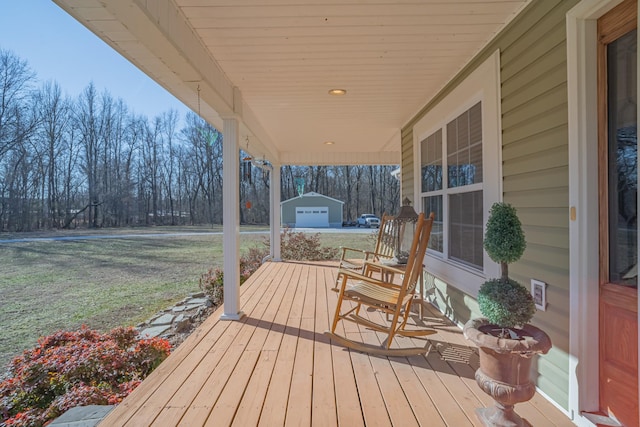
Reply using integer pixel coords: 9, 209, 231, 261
463, 202, 551, 427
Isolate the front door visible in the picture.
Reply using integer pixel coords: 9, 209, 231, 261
598, 1, 638, 426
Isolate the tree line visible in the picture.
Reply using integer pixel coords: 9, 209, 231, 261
0, 48, 400, 232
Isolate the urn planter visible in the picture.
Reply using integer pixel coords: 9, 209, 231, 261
464, 318, 552, 427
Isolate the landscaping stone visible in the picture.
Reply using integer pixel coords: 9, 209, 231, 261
174, 317, 192, 333
187, 297, 209, 305
49, 405, 114, 427
139, 325, 170, 338
135, 295, 215, 345
150, 313, 175, 326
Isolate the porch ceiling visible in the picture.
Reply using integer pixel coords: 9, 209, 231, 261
52, 0, 528, 165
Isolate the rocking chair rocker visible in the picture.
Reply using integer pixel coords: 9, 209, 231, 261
326, 212, 436, 356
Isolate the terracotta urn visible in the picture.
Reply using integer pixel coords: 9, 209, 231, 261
463, 318, 552, 427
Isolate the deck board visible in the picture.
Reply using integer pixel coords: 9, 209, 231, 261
311, 266, 338, 427
99, 261, 574, 427
285, 265, 315, 427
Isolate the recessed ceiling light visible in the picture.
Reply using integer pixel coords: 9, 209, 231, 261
328, 88, 347, 96
324, 141, 335, 145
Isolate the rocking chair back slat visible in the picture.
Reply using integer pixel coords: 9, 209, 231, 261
332, 214, 397, 291
373, 214, 399, 259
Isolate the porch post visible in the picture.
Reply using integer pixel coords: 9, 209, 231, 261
270, 163, 282, 261
220, 117, 244, 321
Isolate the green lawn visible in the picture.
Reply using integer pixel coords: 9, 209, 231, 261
0, 227, 373, 368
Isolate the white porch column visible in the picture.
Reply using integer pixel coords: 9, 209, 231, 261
220, 117, 244, 321
270, 163, 282, 261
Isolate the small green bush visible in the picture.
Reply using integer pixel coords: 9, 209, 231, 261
484, 203, 526, 266
0, 326, 170, 427
478, 279, 536, 329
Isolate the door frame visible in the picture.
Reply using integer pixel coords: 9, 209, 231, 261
567, 0, 638, 425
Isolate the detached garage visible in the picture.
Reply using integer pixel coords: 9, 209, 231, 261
281, 192, 344, 228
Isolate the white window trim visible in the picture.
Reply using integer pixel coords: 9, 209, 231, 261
412, 50, 503, 298
566, 1, 629, 426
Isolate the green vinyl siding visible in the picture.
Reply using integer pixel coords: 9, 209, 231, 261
406, 0, 581, 411
502, 126, 568, 162
400, 128, 415, 201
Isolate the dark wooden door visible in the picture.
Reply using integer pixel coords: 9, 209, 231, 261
598, 1, 638, 426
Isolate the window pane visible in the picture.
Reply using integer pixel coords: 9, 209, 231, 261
469, 102, 482, 144
447, 122, 457, 156
449, 191, 483, 269
448, 102, 483, 188
607, 29, 637, 287
421, 130, 443, 192
423, 195, 443, 252
458, 111, 469, 150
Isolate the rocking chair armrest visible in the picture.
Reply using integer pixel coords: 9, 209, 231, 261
362, 260, 405, 276
336, 268, 402, 290
339, 246, 366, 258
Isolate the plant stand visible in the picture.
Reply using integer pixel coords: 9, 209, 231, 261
464, 318, 552, 427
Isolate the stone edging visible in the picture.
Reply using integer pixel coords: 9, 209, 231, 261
136, 292, 216, 343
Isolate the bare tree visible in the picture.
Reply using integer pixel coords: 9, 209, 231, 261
161, 110, 179, 225
75, 83, 103, 228
0, 49, 37, 159
33, 81, 72, 228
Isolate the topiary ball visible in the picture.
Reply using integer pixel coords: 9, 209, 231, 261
484, 202, 526, 265
477, 278, 536, 329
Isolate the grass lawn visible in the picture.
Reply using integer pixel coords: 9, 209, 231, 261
0, 226, 373, 368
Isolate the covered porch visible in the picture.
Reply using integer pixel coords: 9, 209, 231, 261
100, 261, 573, 427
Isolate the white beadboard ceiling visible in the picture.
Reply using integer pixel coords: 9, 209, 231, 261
53, 0, 529, 165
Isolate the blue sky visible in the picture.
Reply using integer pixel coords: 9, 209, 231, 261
0, 1, 192, 121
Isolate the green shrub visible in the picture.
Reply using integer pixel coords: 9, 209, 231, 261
0, 326, 170, 427
484, 202, 526, 267
478, 279, 536, 329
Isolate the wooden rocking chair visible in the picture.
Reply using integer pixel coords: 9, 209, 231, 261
332, 214, 399, 291
326, 212, 436, 356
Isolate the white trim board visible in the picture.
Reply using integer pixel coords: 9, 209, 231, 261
566, 1, 631, 426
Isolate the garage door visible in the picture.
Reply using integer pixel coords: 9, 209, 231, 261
295, 207, 329, 227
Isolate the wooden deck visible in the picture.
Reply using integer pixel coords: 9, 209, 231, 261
100, 261, 574, 427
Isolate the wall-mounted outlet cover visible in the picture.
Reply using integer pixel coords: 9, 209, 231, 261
531, 279, 546, 311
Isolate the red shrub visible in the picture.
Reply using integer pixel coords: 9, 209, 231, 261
0, 326, 170, 427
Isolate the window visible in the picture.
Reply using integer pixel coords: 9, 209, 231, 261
420, 102, 484, 270
412, 50, 501, 295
